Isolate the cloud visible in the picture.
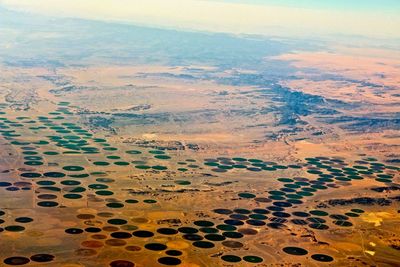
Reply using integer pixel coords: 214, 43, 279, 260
1, 0, 399, 39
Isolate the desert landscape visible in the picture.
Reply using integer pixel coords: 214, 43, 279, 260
0, 2, 399, 267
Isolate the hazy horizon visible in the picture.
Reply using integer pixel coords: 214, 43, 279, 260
1, 0, 399, 40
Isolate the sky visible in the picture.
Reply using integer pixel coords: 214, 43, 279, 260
1, 0, 399, 39
205, 0, 400, 11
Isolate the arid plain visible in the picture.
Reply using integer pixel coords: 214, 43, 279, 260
0, 6, 399, 267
